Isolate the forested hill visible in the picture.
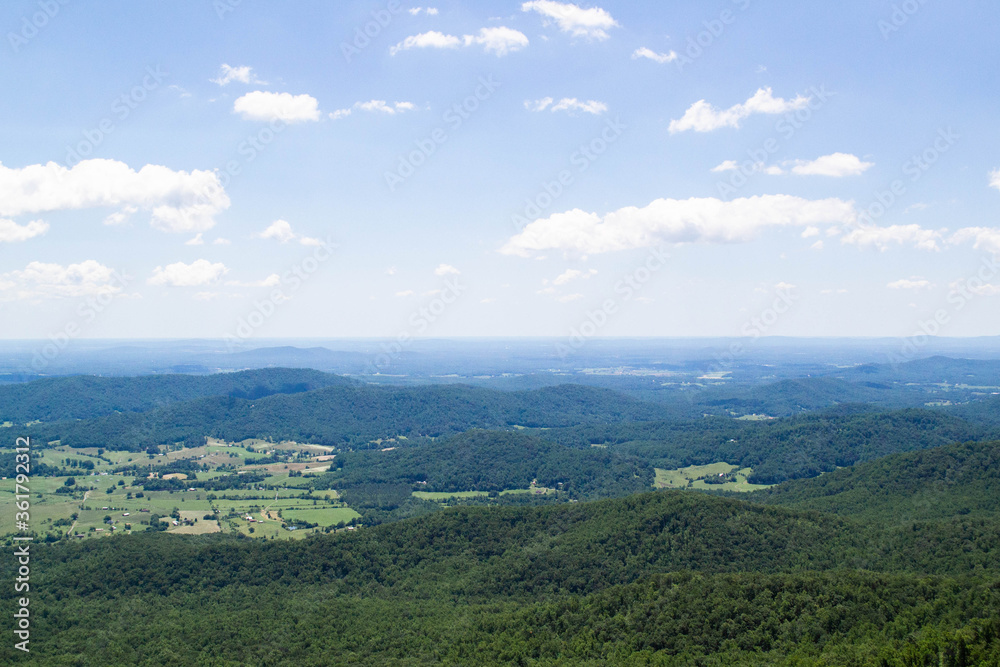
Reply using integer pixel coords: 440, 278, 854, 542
328, 430, 654, 499
0, 367, 355, 423
753, 439, 1000, 522
542, 406, 988, 484
29, 382, 670, 450
4, 490, 1000, 664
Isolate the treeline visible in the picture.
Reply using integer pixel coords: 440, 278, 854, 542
0, 367, 353, 424
754, 439, 1000, 522
27, 383, 670, 451
327, 430, 654, 499
542, 406, 988, 483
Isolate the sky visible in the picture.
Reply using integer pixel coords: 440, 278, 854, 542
1, 0, 999, 344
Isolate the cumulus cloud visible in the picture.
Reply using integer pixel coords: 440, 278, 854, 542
710, 160, 739, 173
330, 100, 416, 120
501, 194, 856, 256
0, 260, 124, 300
521, 1, 619, 40
990, 169, 1000, 191
0, 219, 48, 243
233, 91, 321, 122
148, 260, 228, 287
0, 159, 229, 233
253, 219, 321, 246
669, 88, 811, 133
526, 97, 606, 115
210, 64, 264, 86
408, 6, 439, 15
631, 47, 677, 63
185, 233, 204, 246
390, 27, 527, 56
434, 263, 460, 276
949, 227, 1000, 255
552, 268, 597, 284
888, 277, 933, 290
787, 153, 873, 177
840, 224, 942, 251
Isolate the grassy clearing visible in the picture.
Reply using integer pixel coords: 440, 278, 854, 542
654, 463, 773, 492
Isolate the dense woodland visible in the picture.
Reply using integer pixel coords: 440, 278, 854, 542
3, 362, 1000, 664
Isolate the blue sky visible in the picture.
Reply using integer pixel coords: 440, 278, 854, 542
1, 0, 999, 343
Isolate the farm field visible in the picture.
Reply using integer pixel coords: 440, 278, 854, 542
654, 463, 774, 492
0, 437, 357, 542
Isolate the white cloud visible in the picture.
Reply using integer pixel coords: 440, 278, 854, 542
391, 27, 528, 56
0, 219, 48, 243
185, 233, 204, 246
253, 219, 320, 246
103, 205, 138, 226
554, 98, 607, 115
255, 219, 297, 243
225, 274, 281, 288
395, 290, 415, 297
233, 91, 321, 123
990, 169, 1000, 191
558, 293, 583, 302
631, 47, 677, 64
810, 240, 824, 250
386, 267, 397, 276
465, 27, 530, 56
552, 268, 597, 284
525, 97, 606, 115
525, 97, 554, 112
330, 100, 416, 120
710, 160, 739, 173
501, 194, 856, 256
801, 227, 820, 238
669, 88, 811, 133
0, 260, 123, 300
480, 297, 496, 303
788, 153, 873, 177
390, 30, 462, 55
840, 224, 942, 251
210, 64, 264, 86
949, 227, 1000, 255
148, 260, 228, 287
213, 238, 231, 245
888, 277, 933, 290
0, 159, 230, 233
521, 1, 619, 40
408, 7, 439, 15
434, 263, 460, 276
